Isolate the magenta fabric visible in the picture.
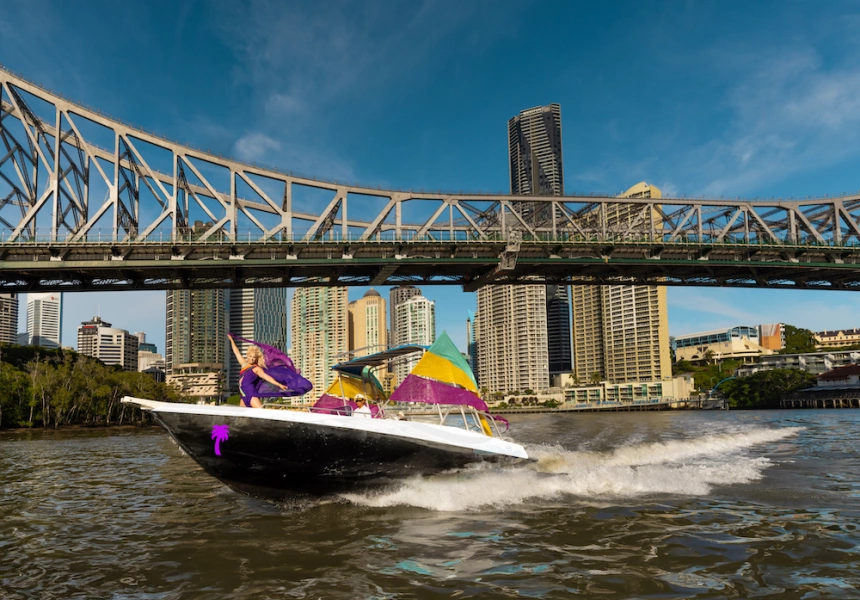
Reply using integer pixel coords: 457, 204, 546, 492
312, 394, 381, 418
389, 374, 489, 412
231, 335, 312, 397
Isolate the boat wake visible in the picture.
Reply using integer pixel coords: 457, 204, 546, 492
343, 426, 802, 511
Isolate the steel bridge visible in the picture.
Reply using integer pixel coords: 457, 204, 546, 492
2, 66, 860, 293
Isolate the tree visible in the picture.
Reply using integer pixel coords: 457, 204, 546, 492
589, 372, 603, 384
720, 368, 816, 409
779, 325, 818, 355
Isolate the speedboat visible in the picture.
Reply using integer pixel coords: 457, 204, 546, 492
122, 333, 528, 501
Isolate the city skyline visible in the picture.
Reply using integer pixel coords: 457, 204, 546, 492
3, 1, 860, 356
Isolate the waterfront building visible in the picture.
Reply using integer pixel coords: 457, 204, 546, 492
134, 332, 158, 354
348, 289, 388, 379
815, 328, 860, 349
477, 104, 566, 394
564, 374, 695, 405
817, 364, 860, 388
290, 286, 348, 402
571, 183, 671, 385
138, 350, 166, 372
77, 316, 139, 371
466, 311, 478, 382
736, 350, 860, 377
227, 288, 288, 392
758, 323, 785, 351
165, 289, 226, 376
393, 295, 435, 383
0, 293, 18, 344
167, 363, 224, 402
26, 292, 62, 349
476, 285, 549, 393
389, 285, 422, 345
673, 326, 771, 364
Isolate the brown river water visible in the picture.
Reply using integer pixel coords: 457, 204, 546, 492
1, 410, 859, 599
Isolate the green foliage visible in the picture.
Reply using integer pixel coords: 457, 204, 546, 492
0, 343, 186, 429
686, 359, 742, 391
720, 369, 817, 409
778, 325, 818, 355
225, 394, 242, 406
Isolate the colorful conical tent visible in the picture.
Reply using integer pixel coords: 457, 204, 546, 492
390, 332, 486, 411
312, 371, 384, 416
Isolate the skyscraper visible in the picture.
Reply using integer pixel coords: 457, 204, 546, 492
348, 289, 388, 357
389, 285, 421, 346
290, 286, 348, 402
393, 294, 435, 383
77, 316, 139, 371
0, 293, 18, 344
476, 104, 567, 393
26, 292, 62, 348
466, 311, 478, 382
165, 289, 226, 375
227, 288, 288, 392
571, 182, 671, 384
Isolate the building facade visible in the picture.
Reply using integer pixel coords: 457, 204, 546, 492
165, 289, 226, 376
477, 104, 567, 394
348, 289, 387, 356
227, 288, 288, 392
758, 323, 786, 350
77, 316, 139, 371
571, 183, 671, 385
815, 328, 860, 349
389, 285, 422, 346
26, 292, 62, 349
0, 293, 18, 344
466, 311, 478, 381
673, 326, 771, 364
477, 285, 549, 393
737, 350, 860, 377
290, 286, 348, 402
393, 295, 436, 383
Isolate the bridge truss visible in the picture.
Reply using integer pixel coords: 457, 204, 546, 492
1, 66, 860, 293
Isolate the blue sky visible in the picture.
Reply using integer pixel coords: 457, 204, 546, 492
3, 0, 860, 352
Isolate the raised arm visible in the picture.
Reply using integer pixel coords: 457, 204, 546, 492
252, 365, 289, 390
228, 334, 245, 366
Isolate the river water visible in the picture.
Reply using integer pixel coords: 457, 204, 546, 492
1, 410, 859, 599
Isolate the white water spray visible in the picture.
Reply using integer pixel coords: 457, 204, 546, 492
344, 426, 802, 511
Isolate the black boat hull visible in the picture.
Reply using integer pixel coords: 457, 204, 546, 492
154, 411, 519, 501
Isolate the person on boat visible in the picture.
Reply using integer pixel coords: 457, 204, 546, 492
353, 394, 372, 418
228, 333, 289, 408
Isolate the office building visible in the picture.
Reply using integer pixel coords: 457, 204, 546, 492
673, 326, 771, 364
571, 183, 671, 385
290, 286, 348, 402
348, 288, 388, 357
393, 294, 435, 383
134, 331, 158, 354
77, 316, 139, 371
0, 293, 18, 344
227, 288, 288, 392
546, 285, 572, 375
166, 289, 226, 375
26, 292, 62, 349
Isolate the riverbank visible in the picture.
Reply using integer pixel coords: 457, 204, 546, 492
0, 423, 153, 436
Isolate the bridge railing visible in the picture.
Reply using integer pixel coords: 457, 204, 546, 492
1, 228, 859, 248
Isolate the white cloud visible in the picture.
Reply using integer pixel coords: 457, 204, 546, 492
233, 132, 282, 162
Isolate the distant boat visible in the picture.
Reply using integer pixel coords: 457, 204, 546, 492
123, 333, 527, 501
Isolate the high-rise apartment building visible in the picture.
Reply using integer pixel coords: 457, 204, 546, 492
466, 311, 478, 381
477, 286, 549, 393
165, 289, 226, 375
389, 285, 422, 346
77, 316, 139, 371
571, 182, 671, 384
290, 286, 348, 402
227, 288, 288, 392
26, 292, 62, 348
0, 293, 18, 344
476, 104, 567, 393
393, 295, 435, 383
348, 289, 388, 356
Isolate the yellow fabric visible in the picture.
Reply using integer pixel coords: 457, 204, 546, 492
480, 417, 492, 437
411, 352, 479, 393
323, 375, 382, 401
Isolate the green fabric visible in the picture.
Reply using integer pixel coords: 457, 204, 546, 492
428, 332, 478, 388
